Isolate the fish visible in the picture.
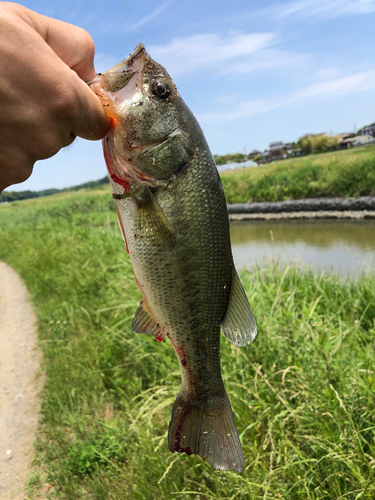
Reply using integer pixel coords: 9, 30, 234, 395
89, 43, 257, 472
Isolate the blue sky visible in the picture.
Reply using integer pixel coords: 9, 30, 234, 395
12, 0, 375, 191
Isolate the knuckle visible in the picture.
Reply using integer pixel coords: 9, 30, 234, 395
70, 25, 95, 66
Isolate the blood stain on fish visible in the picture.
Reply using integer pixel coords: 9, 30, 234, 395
173, 405, 193, 455
110, 171, 131, 193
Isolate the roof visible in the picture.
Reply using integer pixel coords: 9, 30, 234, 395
344, 135, 374, 143
299, 132, 326, 139
269, 141, 284, 148
357, 123, 375, 134
270, 144, 285, 151
354, 135, 374, 142
361, 124, 375, 131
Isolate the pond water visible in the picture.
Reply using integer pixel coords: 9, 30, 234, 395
230, 219, 375, 277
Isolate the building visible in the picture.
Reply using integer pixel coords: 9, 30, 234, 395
247, 149, 261, 159
269, 141, 287, 161
352, 135, 375, 146
342, 135, 375, 147
338, 132, 353, 140
290, 148, 304, 157
258, 151, 270, 163
338, 132, 354, 149
359, 123, 375, 137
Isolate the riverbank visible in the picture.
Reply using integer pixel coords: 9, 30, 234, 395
221, 145, 375, 204
228, 195, 375, 220
2, 144, 374, 206
230, 210, 375, 220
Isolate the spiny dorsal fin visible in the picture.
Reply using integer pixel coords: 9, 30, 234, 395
131, 301, 166, 340
134, 187, 175, 246
221, 267, 257, 347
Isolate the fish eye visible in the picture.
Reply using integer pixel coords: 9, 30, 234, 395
152, 81, 172, 99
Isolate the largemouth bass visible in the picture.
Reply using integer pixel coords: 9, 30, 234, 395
90, 44, 257, 472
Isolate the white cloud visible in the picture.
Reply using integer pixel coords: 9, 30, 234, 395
129, 0, 172, 30
96, 0, 172, 34
256, 0, 375, 21
314, 67, 343, 81
288, 71, 375, 100
148, 32, 278, 76
222, 48, 310, 75
199, 68, 375, 122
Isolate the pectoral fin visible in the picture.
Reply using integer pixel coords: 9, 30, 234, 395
222, 267, 257, 347
131, 301, 165, 340
135, 187, 175, 247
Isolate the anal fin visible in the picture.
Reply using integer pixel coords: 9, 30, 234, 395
131, 301, 165, 341
222, 267, 257, 347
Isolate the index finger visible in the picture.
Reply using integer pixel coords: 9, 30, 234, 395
5, 2, 97, 81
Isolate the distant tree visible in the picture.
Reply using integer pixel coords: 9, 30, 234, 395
297, 134, 338, 155
213, 155, 225, 165
0, 176, 109, 203
213, 153, 247, 165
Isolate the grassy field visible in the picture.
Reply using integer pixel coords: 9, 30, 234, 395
221, 145, 375, 204
0, 189, 375, 499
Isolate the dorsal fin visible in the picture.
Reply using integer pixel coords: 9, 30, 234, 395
131, 301, 166, 340
221, 267, 257, 347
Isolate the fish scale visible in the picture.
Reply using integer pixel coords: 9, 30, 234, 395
89, 43, 257, 472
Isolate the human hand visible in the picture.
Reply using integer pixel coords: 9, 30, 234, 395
0, 2, 111, 192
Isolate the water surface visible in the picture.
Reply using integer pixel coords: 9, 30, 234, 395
230, 219, 375, 276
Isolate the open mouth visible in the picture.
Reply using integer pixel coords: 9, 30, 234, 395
95, 43, 148, 93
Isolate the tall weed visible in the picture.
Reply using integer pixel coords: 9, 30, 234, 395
222, 147, 375, 203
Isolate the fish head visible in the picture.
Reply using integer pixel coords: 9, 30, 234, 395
90, 44, 194, 191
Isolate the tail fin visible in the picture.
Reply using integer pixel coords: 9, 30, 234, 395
168, 392, 244, 472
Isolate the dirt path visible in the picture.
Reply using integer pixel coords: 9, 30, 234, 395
0, 262, 43, 500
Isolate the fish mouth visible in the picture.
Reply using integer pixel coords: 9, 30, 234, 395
88, 44, 148, 121
97, 43, 149, 93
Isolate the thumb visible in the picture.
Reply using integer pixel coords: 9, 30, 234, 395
71, 75, 111, 140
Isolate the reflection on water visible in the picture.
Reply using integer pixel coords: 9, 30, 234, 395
230, 219, 375, 276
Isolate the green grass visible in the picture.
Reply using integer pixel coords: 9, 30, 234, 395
221, 145, 375, 203
1, 190, 375, 499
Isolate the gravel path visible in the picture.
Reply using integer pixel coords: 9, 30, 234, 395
0, 262, 43, 500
